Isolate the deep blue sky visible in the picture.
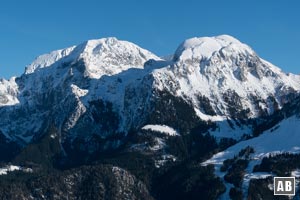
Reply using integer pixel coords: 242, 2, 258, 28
0, 0, 299, 79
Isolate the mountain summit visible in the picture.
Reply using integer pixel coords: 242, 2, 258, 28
174, 35, 252, 61
25, 37, 160, 78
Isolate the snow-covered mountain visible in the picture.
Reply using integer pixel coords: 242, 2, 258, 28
0, 37, 160, 145
0, 35, 299, 156
162, 35, 300, 117
152, 35, 300, 138
1, 35, 300, 199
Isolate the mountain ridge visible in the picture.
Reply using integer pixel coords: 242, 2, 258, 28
0, 35, 299, 145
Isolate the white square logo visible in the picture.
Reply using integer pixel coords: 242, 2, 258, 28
274, 177, 295, 196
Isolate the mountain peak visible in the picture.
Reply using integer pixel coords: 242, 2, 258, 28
78, 37, 160, 78
25, 37, 160, 78
83, 37, 119, 47
174, 35, 254, 61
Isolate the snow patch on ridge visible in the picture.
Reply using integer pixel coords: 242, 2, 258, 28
142, 125, 179, 136
194, 108, 225, 121
0, 165, 32, 175
71, 84, 88, 97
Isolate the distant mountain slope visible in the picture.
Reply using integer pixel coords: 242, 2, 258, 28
203, 115, 300, 197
